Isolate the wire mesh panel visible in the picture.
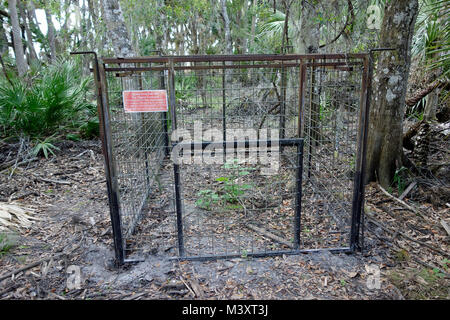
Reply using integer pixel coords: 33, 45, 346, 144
300, 58, 367, 250
100, 61, 171, 261
172, 59, 301, 142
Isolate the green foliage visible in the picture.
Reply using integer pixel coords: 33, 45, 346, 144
392, 166, 408, 195
412, 0, 450, 80
139, 36, 157, 56
31, 136, 60, 159
195, 189, 220, 210
176, 74, 197, 101
0, 60, 96, 141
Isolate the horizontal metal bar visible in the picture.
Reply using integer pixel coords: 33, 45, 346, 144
104, 62, 301, 73
168, 247, 352, 262
172, 138, 303, 150
303, 61, 362, 68
101, 53, 368, 64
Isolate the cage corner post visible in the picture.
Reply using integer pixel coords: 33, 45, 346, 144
294, 138, 304, 250
349, 53, 371, 253
96, 60, 125, 265
168, 58, 185, 257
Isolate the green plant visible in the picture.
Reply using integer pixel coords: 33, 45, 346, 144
175, 74, 197, 101
195, 160, 254, 210
392, 166, 408, 195
0, 59, 95, 140
218, 160, 253, 204
195, 189, 220, 210
412, 0, 449, 81
32, 136, 60, 159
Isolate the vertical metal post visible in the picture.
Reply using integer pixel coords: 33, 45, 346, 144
307, 64, 314, 179
350, 54, 371, 251
294, 139, 304, 249
169, 58, 184, 257
279, 61, 287, 142
160, 62, 169, 155
222, 61, 227, 142
173, 162, 185, 257
298, 59, 306, 138
168, 59, 177, 132
137, 63, 151, 188
97, 60, 125, 265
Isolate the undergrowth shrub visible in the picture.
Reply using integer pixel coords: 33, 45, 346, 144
0, 60, 97, 148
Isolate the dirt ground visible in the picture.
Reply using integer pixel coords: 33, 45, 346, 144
0, 140, 448, 300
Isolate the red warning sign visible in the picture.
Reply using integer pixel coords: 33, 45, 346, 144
123, 90, 168, 113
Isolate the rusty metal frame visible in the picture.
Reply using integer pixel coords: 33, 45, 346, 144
76, 52, 372, 265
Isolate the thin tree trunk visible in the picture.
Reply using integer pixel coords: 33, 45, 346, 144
19, 2, 38, 63
45, 8, 57, 62
221, 0, 232, 84
0, 17, 8, 56
365, 0, 419, 187
292, 0, 320, 54
249, 0, 257, 52
424, 88, 440, 121
8, 0, 27, 76
241, 0, 250, 54
87, 0, 97, 50
26, 1, 45, 56
100, 0, 135, 57
221, 0, 232, 55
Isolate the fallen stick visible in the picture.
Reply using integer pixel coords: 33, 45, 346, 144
365, 210, 450, 259
398, 181, 417, 200
124, 292, 147, 300
179, 276, 196, 298
0, 157, 38, 172
378, 184, 424, 219
0, 253, 66, 283
32, 174, 72, 185
440, 219, 450, 237
365, 211, 450, 277
245, 223, 293, 248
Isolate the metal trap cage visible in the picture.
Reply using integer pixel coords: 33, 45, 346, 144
84, 52, 370, 264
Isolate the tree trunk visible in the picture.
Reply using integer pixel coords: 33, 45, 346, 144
87, 0, 97, 50
9, 0, 27, 76
424, 88, 440, 121
0, 16, 8, 56
221, 0, 233, 84
365, 0, 419, 187
221, 0, 232, 55
45, 8, 57, 62
291, 0, 320, 54
249, 0, 257, 52
19, 2, 38, 63
241, 0, 250, 54
100, 0, 135, 57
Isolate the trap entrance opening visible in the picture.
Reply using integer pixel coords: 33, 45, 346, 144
88, 53, 370, 264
